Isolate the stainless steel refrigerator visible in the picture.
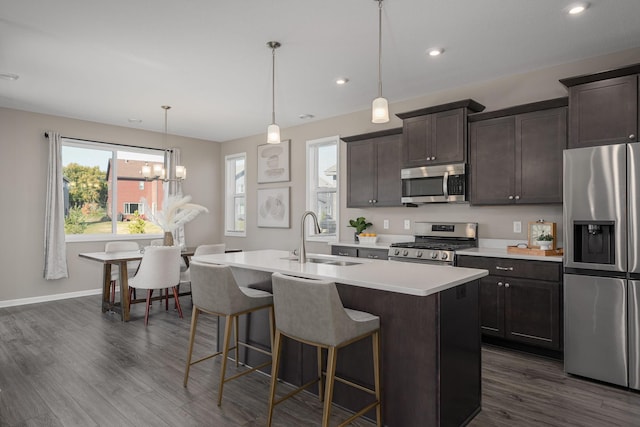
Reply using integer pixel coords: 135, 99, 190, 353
563, 142, 640, 390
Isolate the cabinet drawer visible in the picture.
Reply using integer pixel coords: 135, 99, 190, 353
331, 246, 358, 257
457, 256, 561, 282
358, 248, 388, 260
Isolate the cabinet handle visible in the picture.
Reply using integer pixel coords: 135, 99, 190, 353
338, 252, 350, 256
497, 281, 504, 287
495, 266, 514, 271
504, 283, 510, 288
508, 195, 514, 200
368, 199, 373, 203
432, 156, 436, 160
515, 195, 520, 200
630, 134, 636, 140
368, 254, 379, 259
372, 199, 377, 204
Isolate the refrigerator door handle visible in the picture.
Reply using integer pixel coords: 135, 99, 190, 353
630, 280, 640, 390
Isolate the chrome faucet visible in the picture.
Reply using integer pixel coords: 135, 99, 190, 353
300, 211, 321, 263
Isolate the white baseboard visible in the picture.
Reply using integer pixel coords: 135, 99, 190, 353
0, 288, 103, 308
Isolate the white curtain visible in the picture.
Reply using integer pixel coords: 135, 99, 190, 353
44, 131, 69, 279
168, 147, 186, 247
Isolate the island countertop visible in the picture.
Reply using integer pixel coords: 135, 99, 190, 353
193, 249, 488, 297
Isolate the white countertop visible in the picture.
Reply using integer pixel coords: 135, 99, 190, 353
193, 249, 488, 297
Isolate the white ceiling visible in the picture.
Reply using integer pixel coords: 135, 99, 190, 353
1, 0, 639, 142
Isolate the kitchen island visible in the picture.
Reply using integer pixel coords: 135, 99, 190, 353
193, 249, 488, 427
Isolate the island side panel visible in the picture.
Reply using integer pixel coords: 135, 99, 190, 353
335, 283, 439, 427
438, 279, 481, 427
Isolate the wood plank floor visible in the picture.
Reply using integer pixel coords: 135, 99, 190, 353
1, 295, 639, 426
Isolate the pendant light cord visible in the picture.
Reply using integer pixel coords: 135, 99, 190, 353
377, 0, 383, 98
272, 46, 276, 125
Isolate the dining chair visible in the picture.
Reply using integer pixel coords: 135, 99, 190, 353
128, 246, 183, 326
105, 241, 140, 304
180, 243, 226, 285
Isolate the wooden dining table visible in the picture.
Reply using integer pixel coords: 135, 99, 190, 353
79, 247, 195, 321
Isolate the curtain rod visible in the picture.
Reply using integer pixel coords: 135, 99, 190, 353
43, 132, 171, 152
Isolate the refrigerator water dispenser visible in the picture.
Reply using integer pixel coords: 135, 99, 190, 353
573, 220, 616, 264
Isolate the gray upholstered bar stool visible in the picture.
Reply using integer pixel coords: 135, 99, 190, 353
183, 261, 274, 406
268, 272, 382, 427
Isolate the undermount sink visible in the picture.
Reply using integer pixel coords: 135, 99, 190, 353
281, 256, 361, 266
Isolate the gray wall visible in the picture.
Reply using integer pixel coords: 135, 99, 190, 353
0, 108, 221, 303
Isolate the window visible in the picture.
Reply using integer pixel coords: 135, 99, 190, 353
306, 136, 339, 241
225, 153, 246, 236
61, 138, 165, 240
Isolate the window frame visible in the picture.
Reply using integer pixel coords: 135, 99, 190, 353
306, 136, 339, 242
224, 152, 247, 237
61, 137, 165, 242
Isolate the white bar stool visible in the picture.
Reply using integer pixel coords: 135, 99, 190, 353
268, 272, 382, 427
183, 261, 274, 406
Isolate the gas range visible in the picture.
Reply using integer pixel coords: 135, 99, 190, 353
388, 222, 478, 265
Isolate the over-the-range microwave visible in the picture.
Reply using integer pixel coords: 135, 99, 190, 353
401, 163, 467, 204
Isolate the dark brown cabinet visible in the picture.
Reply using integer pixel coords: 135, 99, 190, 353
396, 99, 485, 168
343, 128, 402, 208
560, 64, 640, 148
331, 245, 388, 260
457, 255, 562, 351
469, 98, 567, 205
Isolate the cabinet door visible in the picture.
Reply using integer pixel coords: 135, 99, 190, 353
504, 278, 561, 350
431, 108, 466, 165
347, 140, 376, 207
402, 115, 430, 168
374, 134, 402, 206
469, 117, 516, 204
358, 248, 388, 260
479, 275, 505, 337
516, 107, 567, 204
568, 75, 638, 148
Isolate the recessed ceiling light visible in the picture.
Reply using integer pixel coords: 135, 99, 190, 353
128, 118, 143, 124
299, 114, 315, 120
335, 77, 349, 85
0, 73, 19, 81
568, 2, 589, 14
427, 48, 444, 57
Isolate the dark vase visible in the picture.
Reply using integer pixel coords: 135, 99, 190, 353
354, 231, 359, 242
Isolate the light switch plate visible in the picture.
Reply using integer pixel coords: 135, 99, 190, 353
513, 221, 522, 233
404, 219, 411, 230
383, 219, 389, 229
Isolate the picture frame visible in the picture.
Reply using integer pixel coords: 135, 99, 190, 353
257, 139, 290, 183
528, 221, 557, 250
257, 187, 290, 228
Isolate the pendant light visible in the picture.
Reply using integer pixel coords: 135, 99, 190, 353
141, 105, 186, 181
372, 0, 389, 124
267, 41, 281, 144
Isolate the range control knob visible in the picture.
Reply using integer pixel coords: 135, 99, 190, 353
393, 249, 400, 256
441, 252, 449, 260
416, 251, 423, 258
431, 252, 438, 259
403, 250, 409, 256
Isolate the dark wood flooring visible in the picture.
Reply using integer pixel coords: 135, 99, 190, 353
1, 295, 639, 426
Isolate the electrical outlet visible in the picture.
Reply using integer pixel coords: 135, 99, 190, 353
383, 219, 389, 229
404, 219, 411, 230
513, 221, 522, 233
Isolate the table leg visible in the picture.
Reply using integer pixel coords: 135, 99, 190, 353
119, 261, 131, 322
102, 264, 112, 313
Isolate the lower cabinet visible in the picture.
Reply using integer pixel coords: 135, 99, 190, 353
331, 245, 388, 260
457, 255, 562, 351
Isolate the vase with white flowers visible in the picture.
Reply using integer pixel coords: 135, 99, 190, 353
148, 195, 208, 246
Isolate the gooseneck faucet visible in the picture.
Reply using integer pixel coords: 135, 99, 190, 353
300, 211, 322, 263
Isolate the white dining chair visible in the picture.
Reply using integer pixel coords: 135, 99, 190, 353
180, 243, 226, 285
128, 246, 183, 326
105, 241, 140, 304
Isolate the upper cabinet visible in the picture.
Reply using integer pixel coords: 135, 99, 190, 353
342, 128, 403, 208
469, 98, 567, 205
396, 99, 485, 168
560, 63, 640, 148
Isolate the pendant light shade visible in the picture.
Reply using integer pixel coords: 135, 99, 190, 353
372, 0, 389, 124
267, 41, 281, 144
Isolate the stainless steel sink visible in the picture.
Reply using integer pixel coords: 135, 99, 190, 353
281, 256, 361, 266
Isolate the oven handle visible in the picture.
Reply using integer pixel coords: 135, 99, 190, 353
443, 171, 449, 199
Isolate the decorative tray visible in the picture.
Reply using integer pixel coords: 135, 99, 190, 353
506, 246, 564, 257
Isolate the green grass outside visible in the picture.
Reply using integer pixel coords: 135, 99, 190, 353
81, 220, 163, 235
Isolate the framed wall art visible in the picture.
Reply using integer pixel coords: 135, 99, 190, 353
257, 139, 290, 183
257, 187, 290, 228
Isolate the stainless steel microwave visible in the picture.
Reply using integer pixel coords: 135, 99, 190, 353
401, 163, 467, 204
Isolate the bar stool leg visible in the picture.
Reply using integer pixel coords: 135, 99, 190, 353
267, 330, 283, 427
373, 331, 382, 427
322, 346, 338, 427
183, 306, 200, 387
317, 346, 324, 401
234, 315, 240, 367
218, 314, 234, 406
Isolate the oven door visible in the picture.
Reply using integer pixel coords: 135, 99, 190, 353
401, 164, 466, 204
389, 256, 454, 266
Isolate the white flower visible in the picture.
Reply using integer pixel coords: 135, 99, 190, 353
148, 195, 208, 232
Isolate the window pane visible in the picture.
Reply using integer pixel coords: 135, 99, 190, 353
306, 136, 339, 239
234, 196, 245, 232
225, 153, 246, 235
235, 158, 245, 194
316, 191, 337, 234
317, 144, 337, 188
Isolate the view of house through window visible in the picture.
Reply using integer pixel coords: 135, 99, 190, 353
306, 136, 338, 239
61, 138, 165, 238
225, 153, 246, 236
